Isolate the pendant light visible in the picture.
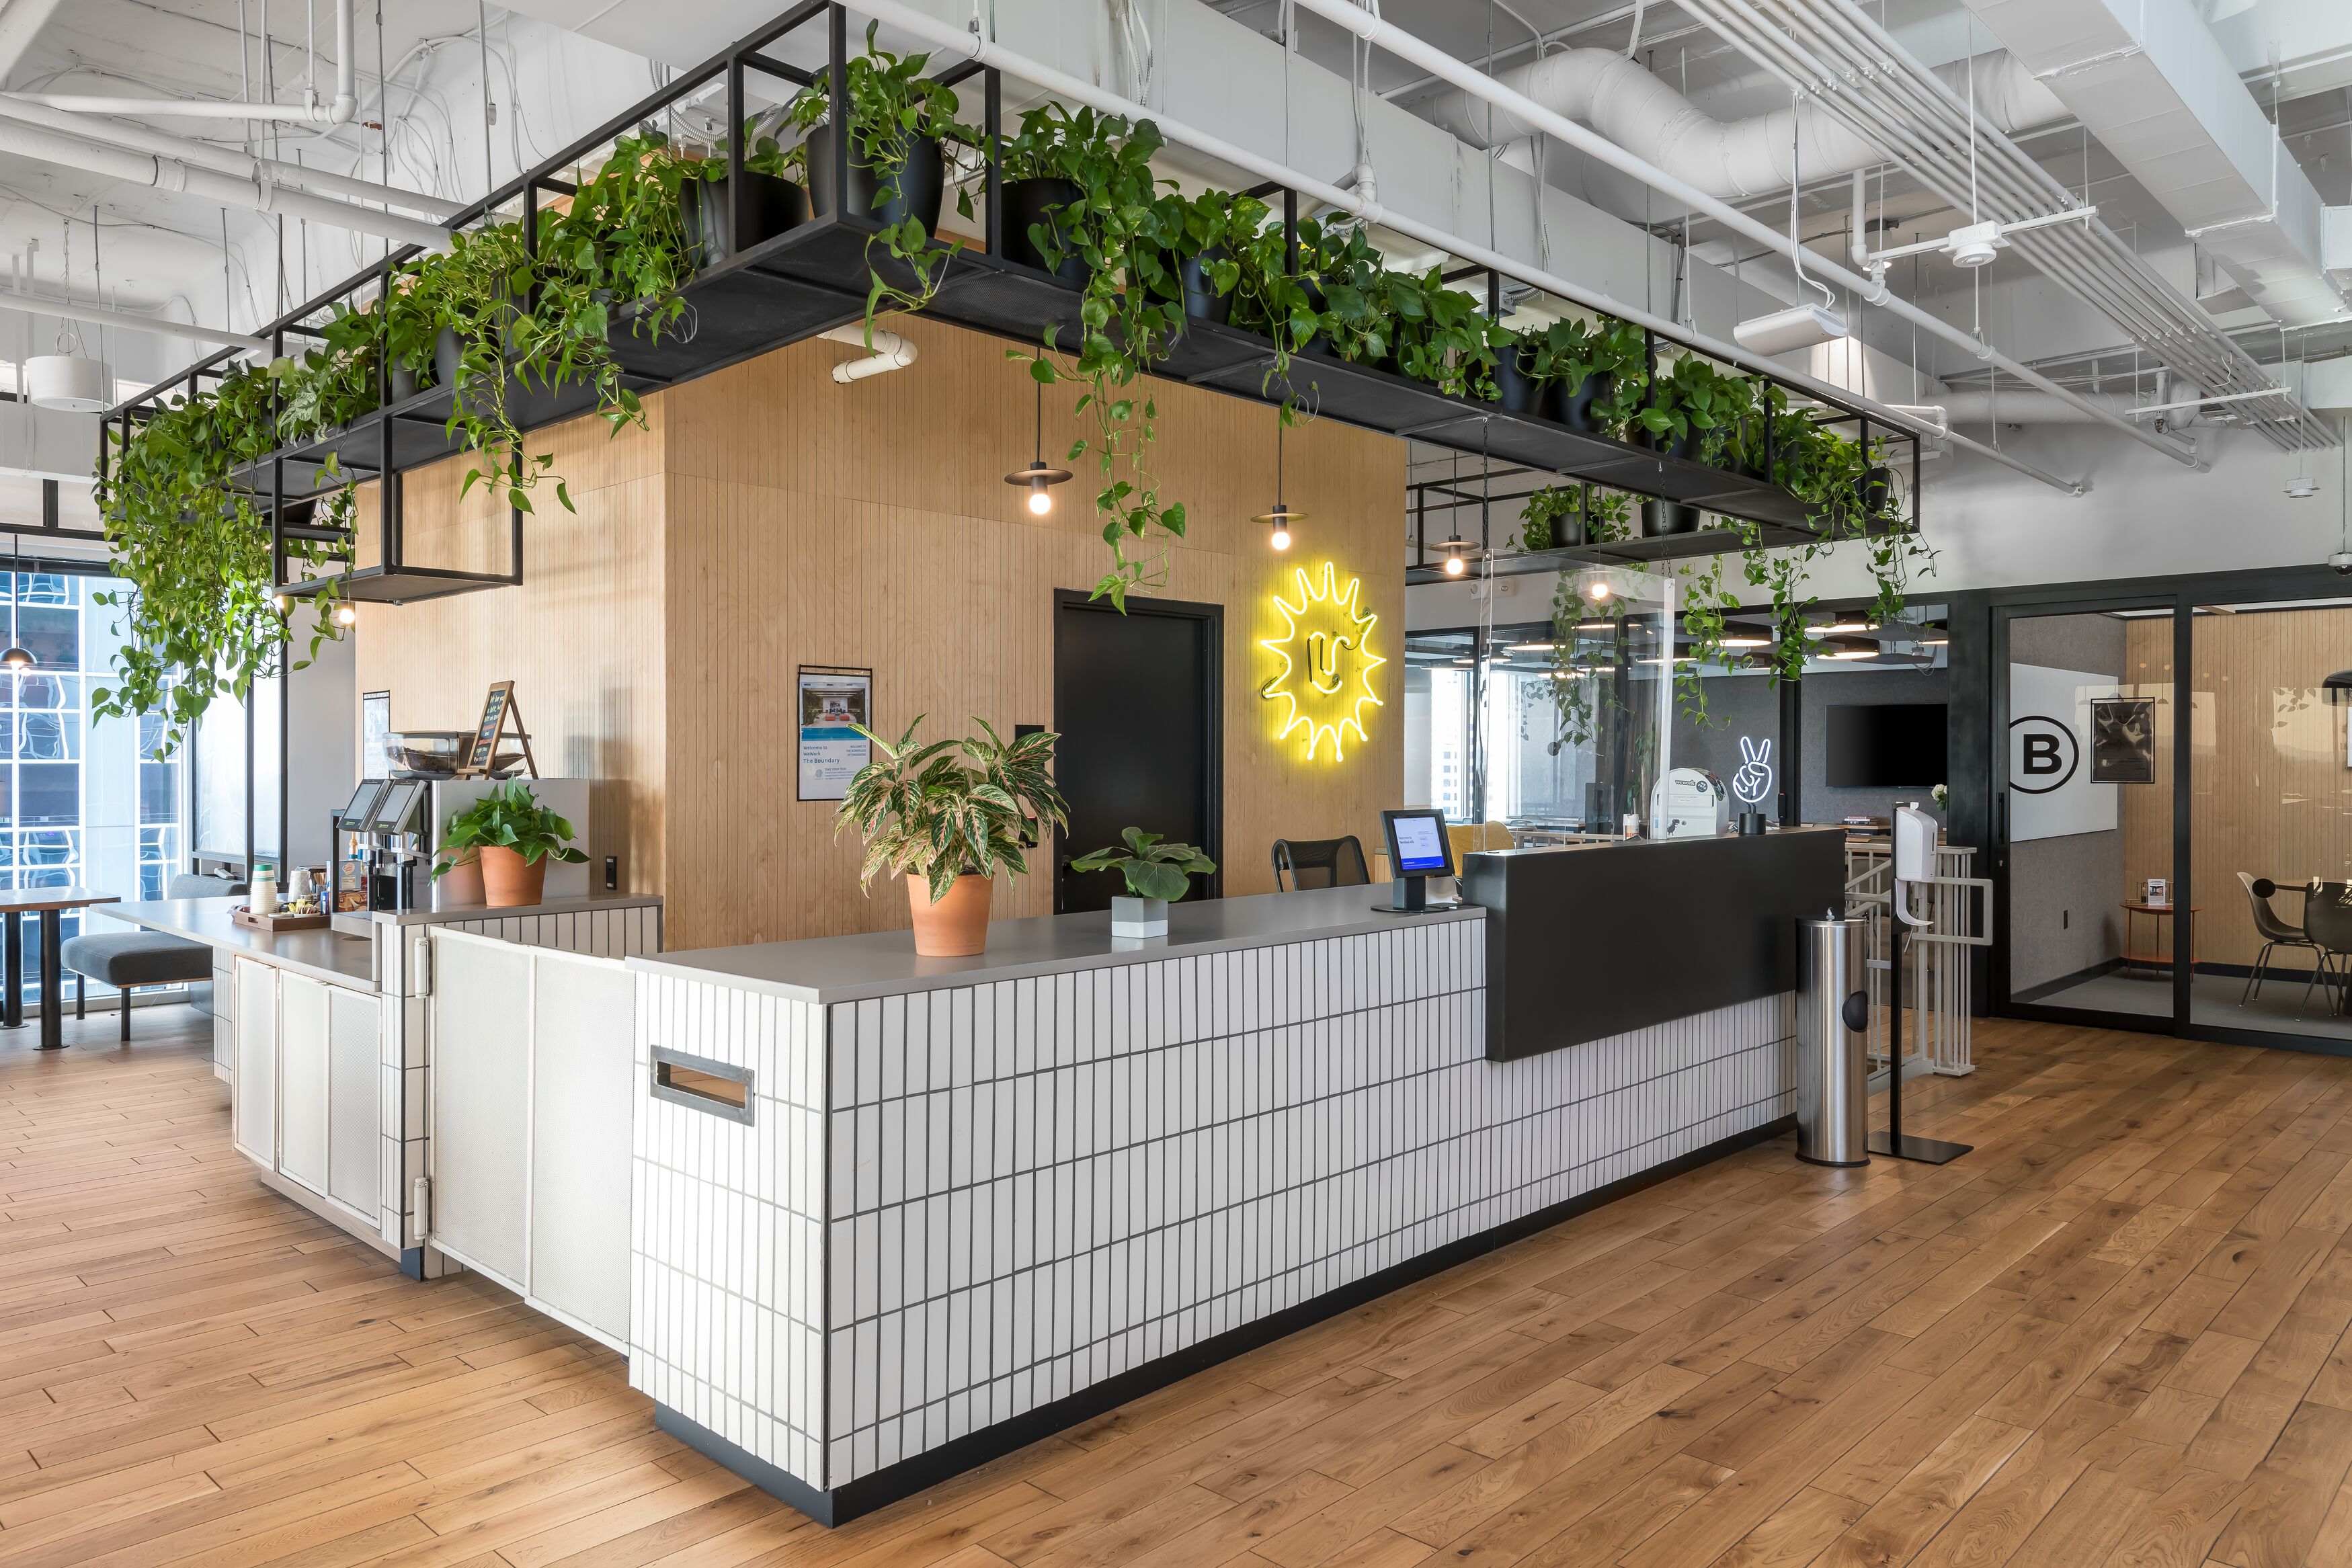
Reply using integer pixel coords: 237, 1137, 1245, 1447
1253, 415, 1304, 550
3, 533, 35, 671
27, 215, 109, 413
1003, 354, 1071, 516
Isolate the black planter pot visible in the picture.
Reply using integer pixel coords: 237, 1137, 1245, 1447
805, 125, 944, 231
680, 171, 811, 269
1178, 246, 1233, 324
389, 327, 461, 403
1548, 370, 1614, 432
1484, 344, 1545, 414
1641, 499, 1704, 536
1000, 176, 1089, 284
1855, 464, 1896, 517
1636, 425, 1701, 462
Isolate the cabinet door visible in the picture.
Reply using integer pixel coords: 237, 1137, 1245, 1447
231, 958, 276, 1165
278, 973, 331, 1195
327, 987, 383, 1220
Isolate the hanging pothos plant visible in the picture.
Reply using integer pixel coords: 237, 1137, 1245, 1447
780, 23, 979, 345
996, 103, 1189, 608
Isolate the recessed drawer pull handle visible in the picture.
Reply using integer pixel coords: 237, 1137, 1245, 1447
650, 1046, 754, 1125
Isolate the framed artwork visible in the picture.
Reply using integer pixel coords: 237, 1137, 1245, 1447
360, 690, 392, 779
798, 667, 873, 801
2091, 697, 2156, 784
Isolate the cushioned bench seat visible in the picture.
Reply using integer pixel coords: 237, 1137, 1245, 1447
60, 874, 244, 1042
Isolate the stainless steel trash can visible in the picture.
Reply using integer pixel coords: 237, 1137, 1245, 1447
1796, 915, 1870, 1167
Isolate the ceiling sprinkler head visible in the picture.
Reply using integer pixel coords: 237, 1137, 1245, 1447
1947, 221, 2002, 269
2288, 476, 2321, 499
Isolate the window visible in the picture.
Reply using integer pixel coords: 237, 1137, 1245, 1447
0, 571, 189, 999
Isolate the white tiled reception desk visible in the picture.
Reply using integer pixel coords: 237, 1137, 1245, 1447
625, 886, 1797, 1523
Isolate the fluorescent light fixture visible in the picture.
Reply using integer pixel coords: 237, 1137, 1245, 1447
1732, 302, 1849, 356
1719, 634, 1771, 648
1810, 618, 1871, 635
1509, 642, 1555, 653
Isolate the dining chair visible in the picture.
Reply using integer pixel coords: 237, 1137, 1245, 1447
2239, 872, 2320, 1005
2300, 884, 2352, 1019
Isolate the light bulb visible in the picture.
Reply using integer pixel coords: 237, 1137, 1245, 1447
335, 604, 358, 627
272, 593, 288, 612
1443, 554, 1465, 576
1587, 579, 1612, 602
1270, 526, 1291, 550
1026, 481, 1053, 516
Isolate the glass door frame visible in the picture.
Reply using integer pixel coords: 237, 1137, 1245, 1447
1986, 585, 2352, 1057
1989, 589, 2195, 1037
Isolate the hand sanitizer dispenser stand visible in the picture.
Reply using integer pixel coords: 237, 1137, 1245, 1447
1869, 806, 1976, 1165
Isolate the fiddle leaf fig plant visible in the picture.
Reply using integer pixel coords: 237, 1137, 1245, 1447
836, 718, 1069, 903
1068, 827, 1217, 902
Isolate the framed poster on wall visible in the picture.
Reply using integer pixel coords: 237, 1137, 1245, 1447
2091, 698, 2156, 784
798, 667, 873, 801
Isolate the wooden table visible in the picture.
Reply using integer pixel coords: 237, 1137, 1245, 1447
2121, 900, 2198, 971
0, 889, 122, 1049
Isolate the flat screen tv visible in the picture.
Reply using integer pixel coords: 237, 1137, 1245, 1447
1825, 703, 1947, 787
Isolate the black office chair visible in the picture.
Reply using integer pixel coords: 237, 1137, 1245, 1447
2239, 873, 2320, 1006
61, 872, 245, 1042
2302, 884, 2352, 1020
1271, 836, 1369, 891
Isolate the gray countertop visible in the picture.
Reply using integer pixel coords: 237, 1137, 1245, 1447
100, 898, 378, 989
628, 883, 1485, 1003
366, 891, 663, 926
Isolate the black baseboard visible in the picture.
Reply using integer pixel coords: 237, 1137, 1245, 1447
657, 1113, 1797, 1527
2011, 958, 2125, 1003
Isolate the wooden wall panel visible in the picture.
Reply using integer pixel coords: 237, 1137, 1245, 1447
360, 314, 1406, 952
349, 407, 668, 895
2121, 609, 2352, 973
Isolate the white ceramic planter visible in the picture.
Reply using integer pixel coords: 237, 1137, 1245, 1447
1110, 895, 1168, 938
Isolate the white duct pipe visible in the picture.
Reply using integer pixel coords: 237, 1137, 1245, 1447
0, 118, 448, 250
0, 0, 65, 83
1289, 0, 2198, 472
1422, 47, 2063, 201
0, 96, 460, 220
21, 0, 356, 124
7, 289, 263, 352
819, 325, 917, 382
848, 0, 2082, 495
1934, 390, 2195, 425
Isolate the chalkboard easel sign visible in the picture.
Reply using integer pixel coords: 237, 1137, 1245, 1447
460, 680, 538, 778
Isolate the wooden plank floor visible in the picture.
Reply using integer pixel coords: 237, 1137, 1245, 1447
8, 1007, 2352, 1567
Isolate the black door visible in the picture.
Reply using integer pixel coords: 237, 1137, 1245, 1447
1053, 591, 1221, 912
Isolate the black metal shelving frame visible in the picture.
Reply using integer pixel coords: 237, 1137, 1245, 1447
99, 0, 1917, 606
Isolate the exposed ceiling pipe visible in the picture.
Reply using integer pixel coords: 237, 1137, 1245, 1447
850, 0, 2084, 497
0, 117, 448, 250
0, 0, 65, 83
818, 325, 917, 382
1419, 47, 2063, 202
4, 287, 264, 352
1682, 0, 2333, 451
0, 96, 461, 221
1288, 0, 2199, 472
20, 0, 358, 124
1933, 389, 2197, 426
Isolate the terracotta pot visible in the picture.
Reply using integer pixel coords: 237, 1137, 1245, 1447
435, 848, 486, 909
907, 873, 992, 957
479, 845, 547, 908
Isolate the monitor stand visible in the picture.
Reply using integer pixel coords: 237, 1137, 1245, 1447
1373, 875, 1464, 914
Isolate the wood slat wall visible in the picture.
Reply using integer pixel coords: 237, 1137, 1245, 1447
355, 316, 1406, 952
2121, 608, 2352, 972
350, 407, 669, 899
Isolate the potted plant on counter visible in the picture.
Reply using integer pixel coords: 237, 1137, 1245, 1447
436, 781, 589, 908
837, 718, 1068, 957
1068, 827, 1217, 938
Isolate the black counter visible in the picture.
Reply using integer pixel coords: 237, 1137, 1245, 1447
1459, 827, 1847, 1060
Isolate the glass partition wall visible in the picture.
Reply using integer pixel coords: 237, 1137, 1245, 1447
1403, 565, 1677, 833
